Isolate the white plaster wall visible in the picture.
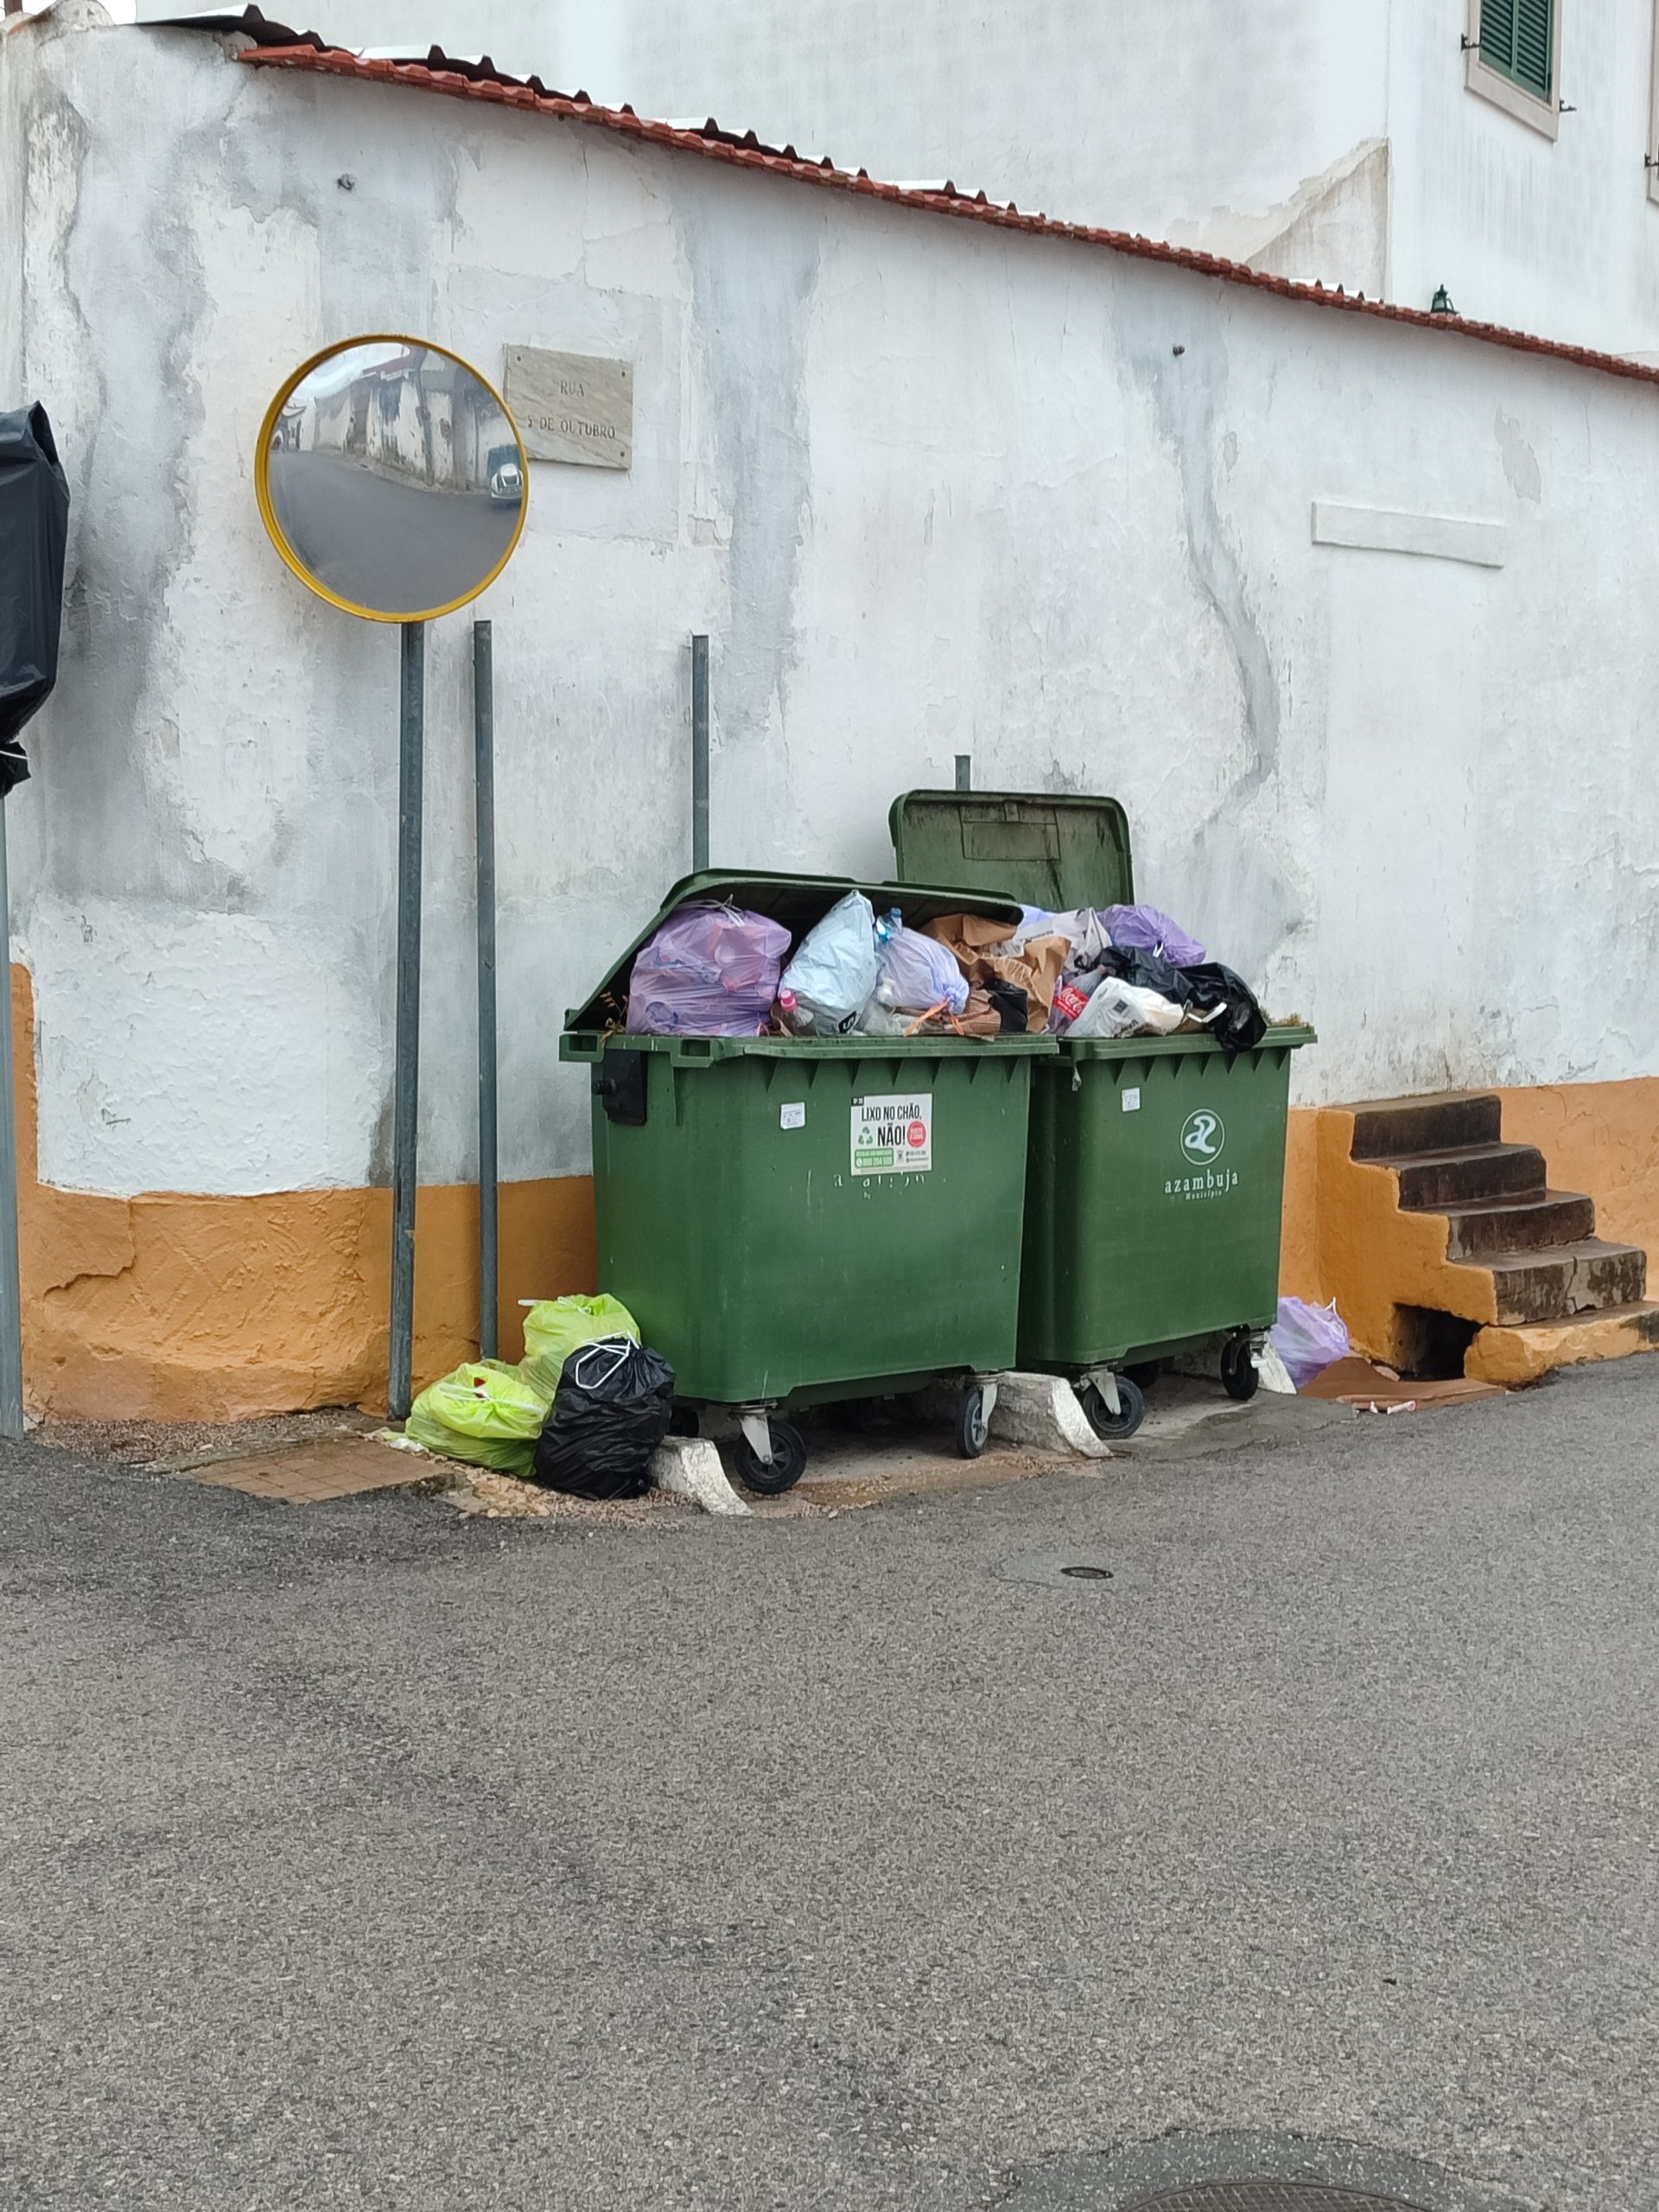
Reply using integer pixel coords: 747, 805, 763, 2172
7, 11, 1659, 1204
137, 2, 1659, 349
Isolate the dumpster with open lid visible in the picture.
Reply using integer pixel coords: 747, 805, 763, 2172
889, 791, 1315, 1439
561, 871, 1054, 1491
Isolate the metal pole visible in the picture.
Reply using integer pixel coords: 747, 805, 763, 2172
473, 619, 499, 1363
389, 620, 425, 1420
0, 794, 23, 1438
690, 632, 710, 872
955, 753, 972, 791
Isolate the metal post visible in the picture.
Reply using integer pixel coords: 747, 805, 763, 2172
0, 794, 23, 1438
955, 753, 972, 791
690, 632, 710, 872
473, 619, 499, 1363
389, 620, 425, 1420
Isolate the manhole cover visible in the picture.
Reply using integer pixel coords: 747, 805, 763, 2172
1122, 2190, 1427, 2212
992, 1549, 1147, 1592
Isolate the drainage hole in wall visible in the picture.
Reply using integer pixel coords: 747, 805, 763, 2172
1060, 1564, 1115, 1580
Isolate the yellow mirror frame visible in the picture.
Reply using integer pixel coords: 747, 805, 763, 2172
254, 334, 530, 624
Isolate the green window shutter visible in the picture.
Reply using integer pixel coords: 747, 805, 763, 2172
1478, 0, 1553, 99
1515, 0, 1553, 97
1478, 0, 1516, 73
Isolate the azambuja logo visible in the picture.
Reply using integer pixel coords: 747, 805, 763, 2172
1179, 1109, 1225, 1165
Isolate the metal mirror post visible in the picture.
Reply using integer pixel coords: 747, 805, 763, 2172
255, 337, 526, 1418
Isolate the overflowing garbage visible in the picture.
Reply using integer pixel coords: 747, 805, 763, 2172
613, 891, 1271, 1046
404, 1294, 676, 1498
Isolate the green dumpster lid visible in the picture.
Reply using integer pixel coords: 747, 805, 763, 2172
564, 868, 1031, 1033
888, 791, 1134, 914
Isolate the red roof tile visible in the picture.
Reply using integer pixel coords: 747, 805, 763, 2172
231, 35, 1659, 393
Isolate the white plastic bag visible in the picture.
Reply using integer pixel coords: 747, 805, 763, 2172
780, 892, 878, 1035
867, 912, 969, 1017
1065, 976, 1185, 1039
1042, 907, 1111, 984
1270, 1297, 1351, 1389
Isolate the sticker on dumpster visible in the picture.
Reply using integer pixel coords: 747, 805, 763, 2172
779, 1102, 806, 1130
1122, 1087, 1141, 1113
1179, 1109, 1225, 1165
851, 1093, 932, 1175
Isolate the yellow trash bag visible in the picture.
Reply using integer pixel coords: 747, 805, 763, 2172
405, 1359, 550, 1475
519, 1294, 639, 1400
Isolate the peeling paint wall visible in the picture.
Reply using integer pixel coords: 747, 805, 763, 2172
6, 13, 1659, 1230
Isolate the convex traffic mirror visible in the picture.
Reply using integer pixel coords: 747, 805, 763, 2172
256, 336, 527, 622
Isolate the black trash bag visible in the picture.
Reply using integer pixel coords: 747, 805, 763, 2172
1176, 962, 1268, 1055
1097, 944, 1268, 1055
1098, 944, 1189, 1002
0, 404, 71, 795
532, 1336, 676, 1500
984, 978, 1029, 1033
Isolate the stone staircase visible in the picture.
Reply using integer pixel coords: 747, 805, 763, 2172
1344, 1091, 1659, 1383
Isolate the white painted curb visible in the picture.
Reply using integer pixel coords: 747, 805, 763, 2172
650, 1435, 753, 1516
987, 1371, 1113, 1459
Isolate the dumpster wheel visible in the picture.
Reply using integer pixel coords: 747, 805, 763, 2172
1219, 1332, 1260, 1402
733, 1418, 807, 1497
1079, 1374, 1146, 1441
957, 1383, 994, 1459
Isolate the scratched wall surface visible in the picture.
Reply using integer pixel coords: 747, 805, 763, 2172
5, 10, 1658, 1210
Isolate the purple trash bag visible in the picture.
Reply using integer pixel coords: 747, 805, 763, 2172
625, 903, 792, 1036
1270, 1297, 1351, 1389
1100, 903, 1207, 969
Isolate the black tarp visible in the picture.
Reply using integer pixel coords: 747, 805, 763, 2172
0, 404, 70, 796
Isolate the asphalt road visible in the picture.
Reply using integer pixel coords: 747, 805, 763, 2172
3, 1361, 1657, 2211
268, 449, 518, 613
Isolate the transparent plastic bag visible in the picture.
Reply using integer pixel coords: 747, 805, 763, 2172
779, 891, 878, 1035
520, 1294, 639, 1400
1270, 1297, 1351, 1389
626, 903, 791, 1037
866, 910, 969, 1017
405, 1359, 550, 1474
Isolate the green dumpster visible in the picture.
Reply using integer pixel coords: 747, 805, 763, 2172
889, 792, 1314, 1439
561, 871, 1054, 1491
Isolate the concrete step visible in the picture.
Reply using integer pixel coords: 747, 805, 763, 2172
1433, 1189, 1599, 1260
1386, 1142, 1547, 1210
1350, 1090, 1503, 1160
1484, 1239, 1649, 1327
1466, 1300, 1659, 1386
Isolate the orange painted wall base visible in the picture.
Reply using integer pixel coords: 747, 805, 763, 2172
16, 955, 1658, 1421
14, 969, 596, 1422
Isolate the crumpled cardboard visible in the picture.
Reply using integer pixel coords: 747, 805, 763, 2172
923, 914, 1068, 1017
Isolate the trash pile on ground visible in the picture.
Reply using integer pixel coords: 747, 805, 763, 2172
1270, 1295, 1505, 1414
404, 1294, 676, 1500
1270, 1296, 1351, 1388
614, 889, 1273, 1046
